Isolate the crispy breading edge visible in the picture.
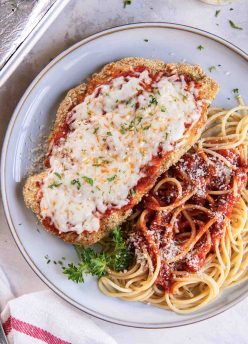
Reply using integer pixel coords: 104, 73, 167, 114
23, 57, 219, 246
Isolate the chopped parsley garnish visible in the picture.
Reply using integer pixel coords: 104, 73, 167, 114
130, 116, 142, 128
232, 88, 239, 94
54, 172, 62, 179
93, 127, 99, 134
107, 175, 117, 182
208, 66, 216, 73
229, 20, 243, 30
123, 0, 132, 8
197, 45, 204, 51
44, 255, 51, 264
63, 227, 133, 283
120, 124, 127, 134
106, 131, 112, 136
120, 116, 143, 134
129, 188, 136, 198
48, 182, 62, 189
83, 176, 94, 186
160, 105, 166, 112
164, 132, 169, 140
182, 95, 187, 103
71, 178, 81, 190
144, 39, 149, 42
215, 10, 220, 17
149, 95, 158, 106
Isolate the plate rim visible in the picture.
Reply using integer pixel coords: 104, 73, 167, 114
1, 22, 248, 329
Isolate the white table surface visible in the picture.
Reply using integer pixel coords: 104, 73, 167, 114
1, 0, 248, 343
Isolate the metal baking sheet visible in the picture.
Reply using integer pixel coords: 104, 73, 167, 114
0, 0, 70, 86
0, 0, 57, 70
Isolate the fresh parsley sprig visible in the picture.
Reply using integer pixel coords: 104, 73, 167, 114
63, 227, 133, 283
71, 178, 81, 190
110, 227, 133, 272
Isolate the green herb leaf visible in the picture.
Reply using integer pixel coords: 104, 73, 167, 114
120, 124, 127, 134
197, 45, 204, 51
215, 10, 220, 17
48, 182, 62, 189
208, 66, 216, 73
129, 188, 136, 198
123, 0, 132, 8
93, 127, 99, 134
44, 255, 51, 264
232, 88, 239, 94
144, 39, 148, 42
229, 20, 243, 30
71, 178, 81, 190
149, 95, 158, 106
120, 116, 143, 133
106, 131, 112, 136
160, 105, 166, 112
83, 176, 94, 186
54, 172, 62, 179
107, 175, 117, 182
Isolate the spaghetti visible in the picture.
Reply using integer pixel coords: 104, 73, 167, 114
98, 99, 248, 313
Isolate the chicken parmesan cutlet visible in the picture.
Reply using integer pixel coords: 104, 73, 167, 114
23, 57, 219, 245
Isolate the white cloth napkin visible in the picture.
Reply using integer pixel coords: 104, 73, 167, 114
0, 266, 117, 344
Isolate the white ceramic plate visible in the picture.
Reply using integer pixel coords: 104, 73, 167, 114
1, 23, 248, 328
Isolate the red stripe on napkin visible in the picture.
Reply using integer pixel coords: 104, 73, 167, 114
3, 316, 70, 344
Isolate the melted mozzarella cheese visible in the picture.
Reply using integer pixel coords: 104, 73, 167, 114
40, 70, 202, 234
